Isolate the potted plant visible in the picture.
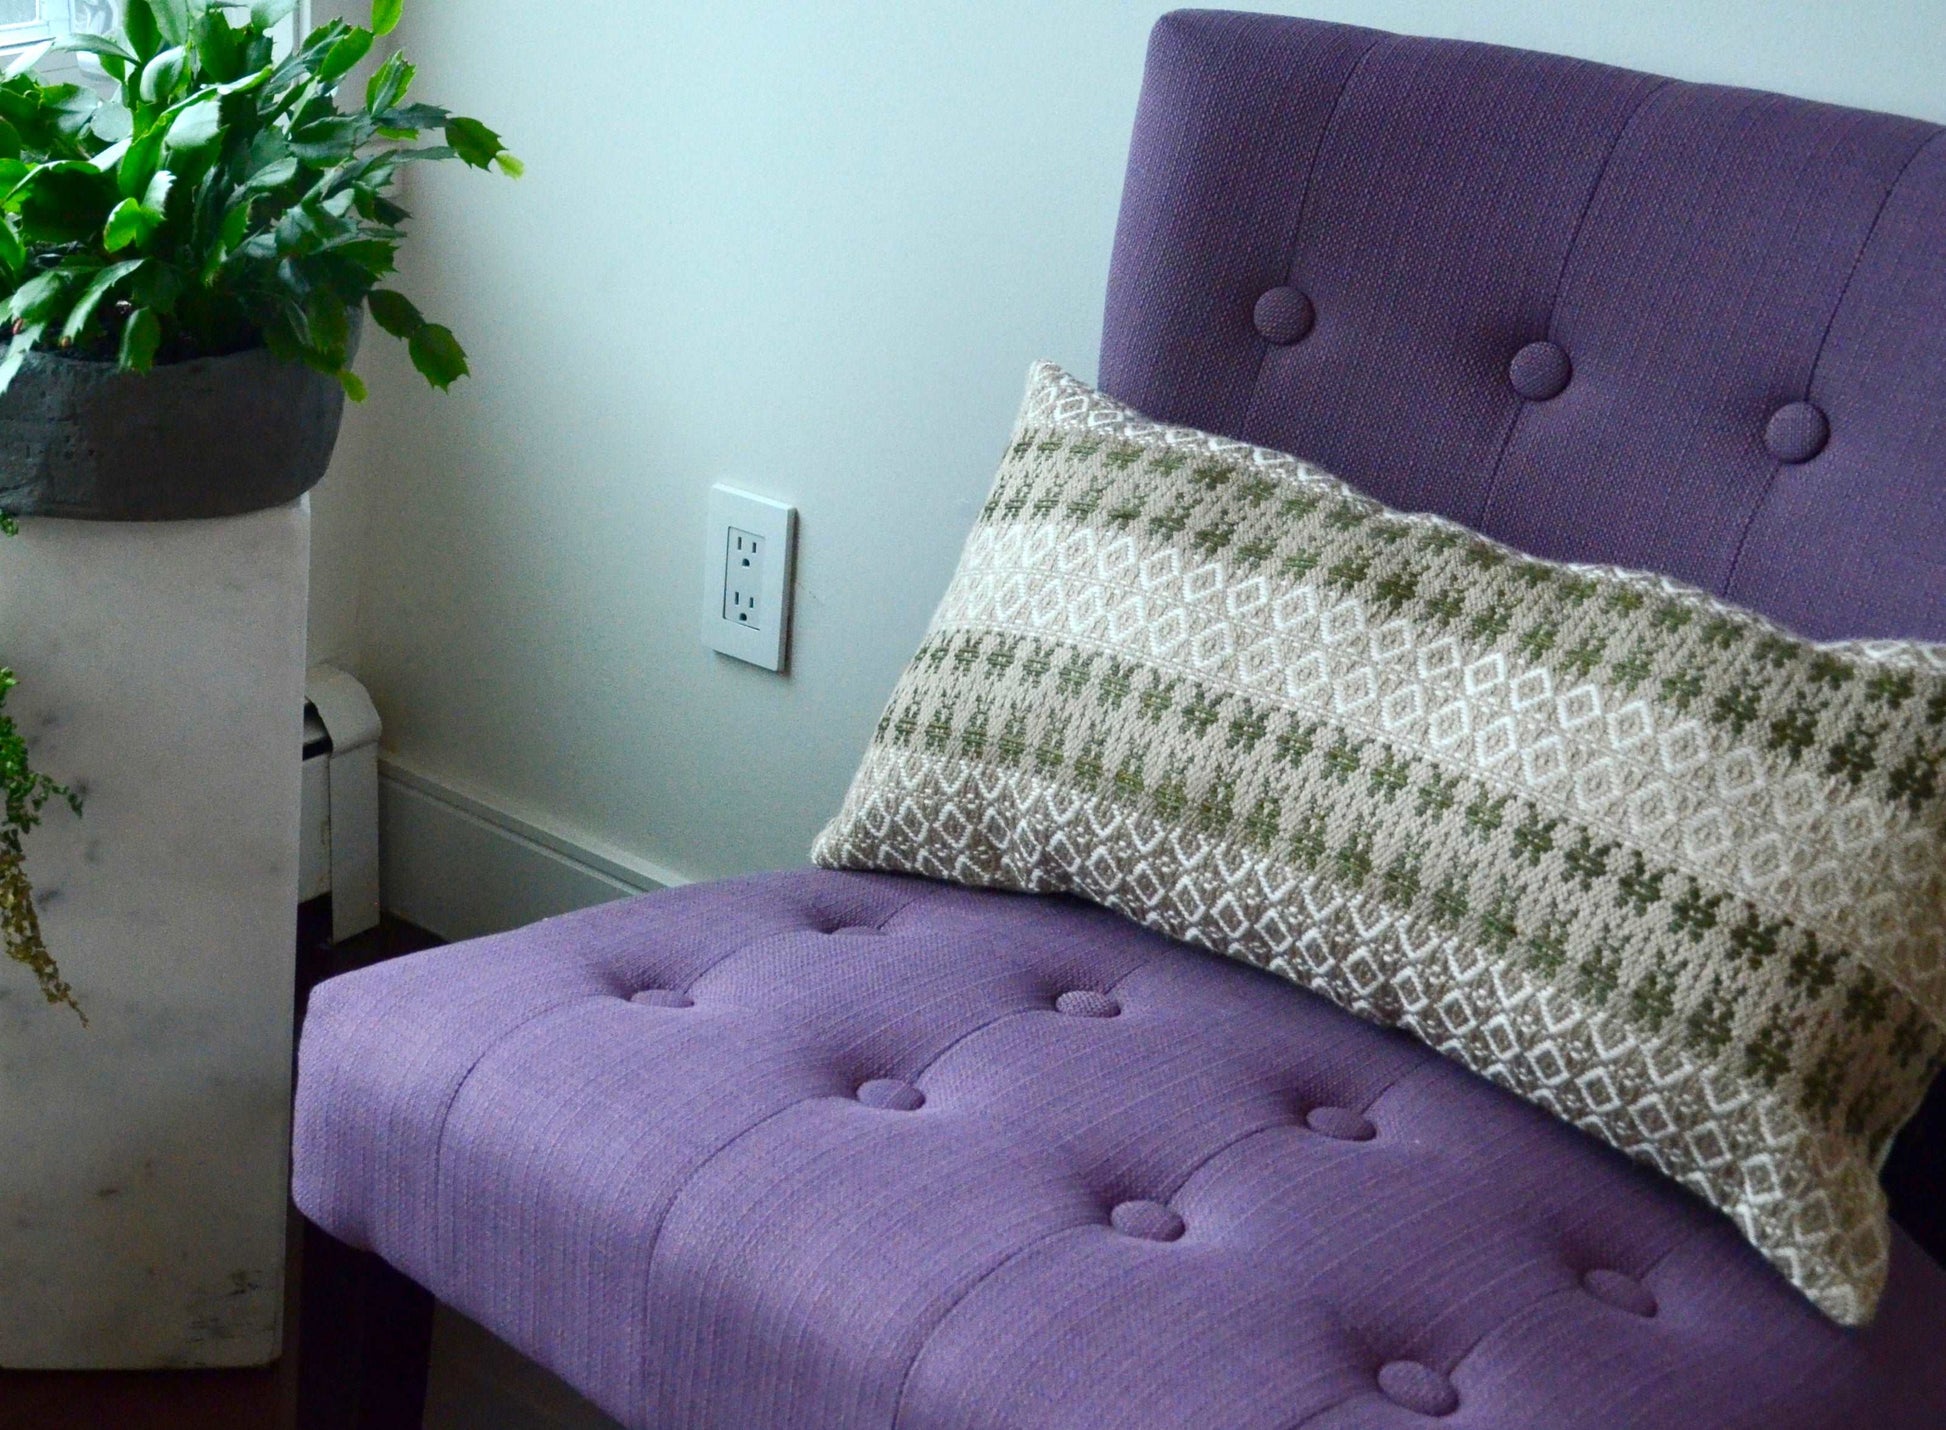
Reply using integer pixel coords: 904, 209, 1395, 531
0, 0, 517, 1369
0, 0, 515, 1018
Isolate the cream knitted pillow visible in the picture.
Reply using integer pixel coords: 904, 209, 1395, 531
814, 362, 1946, 1325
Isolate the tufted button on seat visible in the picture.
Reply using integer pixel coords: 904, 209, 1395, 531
1055, 990, 1121, 1018
1509, 340, 1572, 401
1378, 1360, 1460, 1417
1582, 1267, 1658, 1318
629, 989, 694, 1009
1306, 1105, 1377, 1142
856, 1078, 926, 1112
1765, 401, 1829, 463
1253, 286, 1315, 345
296, 868, 1946, 1428
1110, 1200, 1186, 1243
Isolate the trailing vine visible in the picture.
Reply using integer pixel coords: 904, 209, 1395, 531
0, 514, 83, 1022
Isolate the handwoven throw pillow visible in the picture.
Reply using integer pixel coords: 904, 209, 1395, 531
814, 361, 1946, 1325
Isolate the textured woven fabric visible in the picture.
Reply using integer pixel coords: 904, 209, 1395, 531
1099, 3, 1946, 1262
814, 364, 1946, 1324
292, 871, 1946, 1429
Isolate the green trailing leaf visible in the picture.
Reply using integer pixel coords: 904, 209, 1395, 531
365, 286, 421, 337
366, 52, 413, 113
119, 305, 161, 370
130, 261, 181, 312
195, 9, 244, 83
12, 165, 117, 245
149, 0, 194, 48
139, 45, 189, 104
142, 167, 175, 211
372, 0, 404, 38
88, 136, 130, 174
122, 0, 163, 61
249, 0, 299, 27
57, 33, 138, 66
445, 116, 509, 171
5, 270, 70, 327
88, 102, 134, 145
162, 94, 221, 152
102, 195, 159, 250
117, 131, 164, 198
61, 258, 146, 344
0, 319, 45, 392
317, 27, 374, 84
407, 321, 466, 389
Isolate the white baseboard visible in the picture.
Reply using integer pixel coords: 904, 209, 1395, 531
377, 755, 690, 942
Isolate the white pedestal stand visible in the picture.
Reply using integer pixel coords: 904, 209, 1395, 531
0, 500, 308, 1368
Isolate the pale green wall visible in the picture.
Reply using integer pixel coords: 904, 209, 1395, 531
307, 1, 1946, 884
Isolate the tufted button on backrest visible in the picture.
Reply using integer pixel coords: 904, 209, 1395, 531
1110, 1200, 1186, 1243
1253, 286, 1316, 345
629, 989, 694, 1009
856, 1078, 926, 1112
1055, 990, 1122, 1019
1101, 15, 1946, 647
1305, 1105, 1377, 1142
1582, 1267, 1658, 1317
1508, 340, 1572, 401
1377, 1360, 1459, 1417
1764, 401, 1830, 463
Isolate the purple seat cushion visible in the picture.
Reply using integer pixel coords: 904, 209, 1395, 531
293, 870, 1946, 1429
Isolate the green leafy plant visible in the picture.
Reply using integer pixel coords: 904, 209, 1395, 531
0, 0, 519, 398
0, 0, 517, 1013
0, 517, 83, 1021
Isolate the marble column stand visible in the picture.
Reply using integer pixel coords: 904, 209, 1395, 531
0, 500, 309, 1368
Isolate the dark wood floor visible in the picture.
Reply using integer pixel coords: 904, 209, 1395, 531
0, 908, 443, 1430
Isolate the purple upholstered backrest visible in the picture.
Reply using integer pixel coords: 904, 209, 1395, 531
1101, 11, 1946, 645
1098, 8, 1946, 1242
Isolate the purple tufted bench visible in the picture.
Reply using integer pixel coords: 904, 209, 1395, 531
294, 12, 1946, 1428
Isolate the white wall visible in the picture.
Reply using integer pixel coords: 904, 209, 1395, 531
306, 1, 1946, 906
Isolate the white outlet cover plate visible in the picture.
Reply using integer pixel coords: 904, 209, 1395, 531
703, 484, 797, 672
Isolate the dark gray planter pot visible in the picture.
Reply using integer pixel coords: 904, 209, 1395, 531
0, 346, 348, 522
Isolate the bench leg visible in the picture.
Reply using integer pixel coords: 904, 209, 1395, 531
296, 1219, 435, 1430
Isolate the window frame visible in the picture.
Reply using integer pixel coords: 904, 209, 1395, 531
0, 3, 96, 84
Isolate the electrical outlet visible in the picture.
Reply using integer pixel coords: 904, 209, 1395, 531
704, 486, 796, 672
724, 528, 765, 628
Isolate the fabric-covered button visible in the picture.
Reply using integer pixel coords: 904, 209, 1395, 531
1306, 1106, 1377, 1142
1378, 1361, 1459, 1417
1055, 990, 1121, 1019
1254, 287, 1315, 346
857, 1079, 926, 1112
629, 989, 694, 1009
1110, 1200, 1186, 1243
1583, 1268, 1658, 1317
1765, 402, 1829, 463
1509, 341, 1572, 401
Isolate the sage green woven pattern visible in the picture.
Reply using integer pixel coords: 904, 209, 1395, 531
814, 362, 1946, 1325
